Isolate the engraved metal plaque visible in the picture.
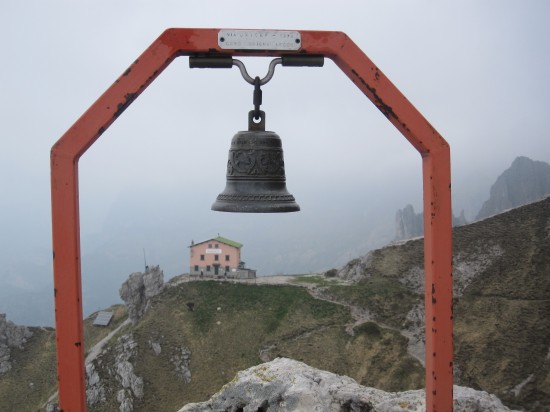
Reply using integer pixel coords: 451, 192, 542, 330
218, 30, 301, 51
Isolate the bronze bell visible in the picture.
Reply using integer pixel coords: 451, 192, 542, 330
211, 110, 300, 213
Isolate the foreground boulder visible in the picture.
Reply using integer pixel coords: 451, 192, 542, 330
179, 358, 516, 412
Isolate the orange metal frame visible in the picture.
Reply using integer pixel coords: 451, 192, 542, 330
51, 29, 453, 411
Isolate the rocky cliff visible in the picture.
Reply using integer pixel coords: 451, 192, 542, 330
395, 204, 424, 240
395, 156, 550, 241
0, 313, 33, 376
395, 204, 466, 241
119, 265, 164, 324
476, 156, 550, 220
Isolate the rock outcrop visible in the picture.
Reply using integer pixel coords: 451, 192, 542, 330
171, 346, 192, 383
179, 358, 516, 412
113, 334, 144, 412
325, 253, 374, 282
476, 156, 550, 220
395, 204, 467, 241
119, 265, 164, 323
0, 313, 33, 376
86, 361, 106, 406
86, 333, 144, 411
396, 157, 550, 238
395, 204, 424, 240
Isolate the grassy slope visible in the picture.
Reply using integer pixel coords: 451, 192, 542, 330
325, 277, 419, 329
0, 327, 57, 412
83, 304, 128, 354
299, 198, 549, 411
89, 281, 423, 412
0, 304, 128, 411
453, 198, 550, 410
322, 198, 550, 411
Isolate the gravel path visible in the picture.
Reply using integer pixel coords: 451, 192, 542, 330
85, 318, 131, 364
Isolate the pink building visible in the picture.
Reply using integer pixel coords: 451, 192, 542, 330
189, 236, 255, 278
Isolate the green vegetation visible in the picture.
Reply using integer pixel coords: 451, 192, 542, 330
162, 281, 345, 335
348, 323, 424, 391
86, 281, 424, 411
0, 304, 129, 412
0, 327, 57, 412
0, 280, 425, 412
125, 282, 352, 411
325, 277, 419, 328
83, 304, 128, 353
289, 275, 337, 287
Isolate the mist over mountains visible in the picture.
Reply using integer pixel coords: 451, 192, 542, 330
1, 156, 549, 326
476, 156, 550, 220
394, 156, 550, 241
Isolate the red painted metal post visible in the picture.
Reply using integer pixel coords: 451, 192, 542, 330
422, 150, 454, 410
51, 31, 183, 411
51, 29, 452, 411
321, 33, 454, 410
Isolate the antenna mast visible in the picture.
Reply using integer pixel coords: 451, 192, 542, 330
143, 248, 148, 273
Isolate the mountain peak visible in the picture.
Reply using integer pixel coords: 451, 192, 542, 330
476, 156, 550, 220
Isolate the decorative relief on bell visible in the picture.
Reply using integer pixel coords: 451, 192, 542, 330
228, 149, 285, 177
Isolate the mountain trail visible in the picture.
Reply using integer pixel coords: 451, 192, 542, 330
85, 318, 131, 364
43, 317, 131, 409
303, 284, 425, 365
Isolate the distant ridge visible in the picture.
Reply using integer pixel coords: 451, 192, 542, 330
395, 156, 550, 241
395, 204, 466, 241
476, 156, 550, 220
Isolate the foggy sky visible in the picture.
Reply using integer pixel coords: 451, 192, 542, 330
1, 1, 549, 324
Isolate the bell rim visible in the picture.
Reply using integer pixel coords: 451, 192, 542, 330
211, 190, 300, 213
211, 200, 300, 213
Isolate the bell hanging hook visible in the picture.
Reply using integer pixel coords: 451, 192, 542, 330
189, 54, 324, 119
232, 58, 282, 119
231, 58, 282, 86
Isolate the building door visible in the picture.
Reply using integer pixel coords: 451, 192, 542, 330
214, 265, 219, 275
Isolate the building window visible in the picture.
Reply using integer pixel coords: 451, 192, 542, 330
200, 255, 204, 261
225, 266, 230, 272
214, 255, 219, 261
215, 244, 219, 248
194, 265, 199, 271
225, 255, 230, 261
208, 243, 212, 248
206, 265, 211, 272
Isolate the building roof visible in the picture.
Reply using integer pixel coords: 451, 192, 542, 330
214, 236, 243, 248
191, 236, 243, 249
